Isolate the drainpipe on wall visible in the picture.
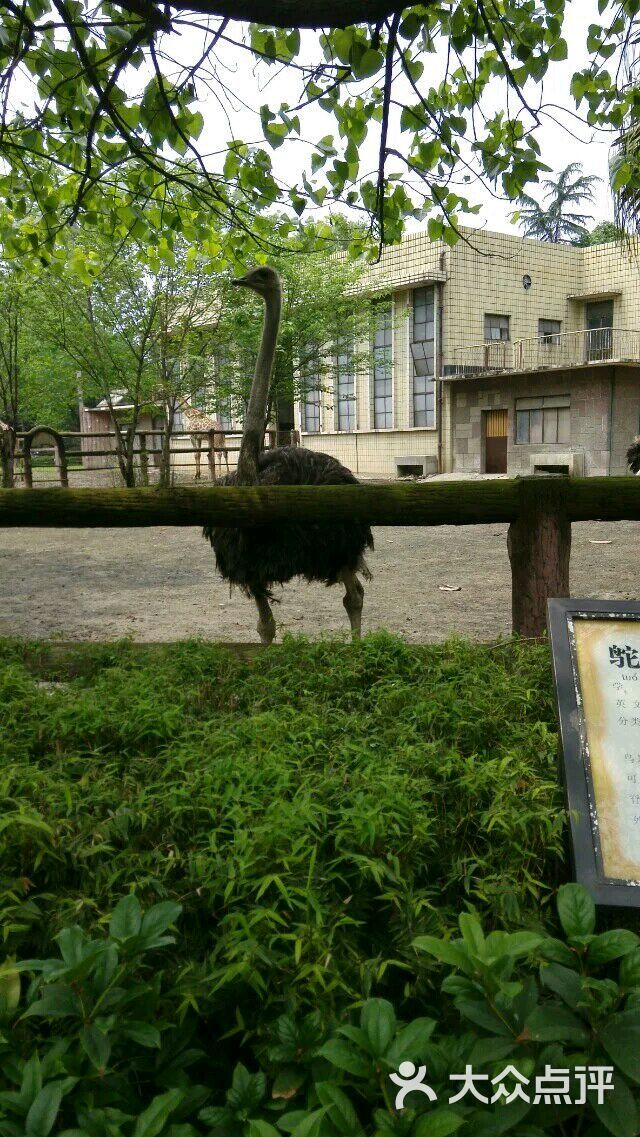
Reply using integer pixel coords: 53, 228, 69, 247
607, 367, 615, 476
437, 282, 444, 472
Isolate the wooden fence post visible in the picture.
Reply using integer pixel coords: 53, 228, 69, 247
208, 430, 216, 480
508, 476, 571, 638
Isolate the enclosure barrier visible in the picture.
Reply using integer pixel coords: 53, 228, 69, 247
1, 476, 639, 639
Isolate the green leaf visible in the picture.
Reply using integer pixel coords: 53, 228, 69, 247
271, 1067, 305, 1101
413, 936, 471, 971
360, 999, 396, 1058
133, 1090, 185, 1137
139, 902, 182, 946
540, 962, 582, 1009
459, 913, 485, 956
315, 1083, 360, 1135
557, 884, 595, 939
110, 894, 142, 941
248, 1124, 281, 1137
588, 930, 639, 967
25, 1083, 64, 1137
317, 1040, 370, 1077
413, 1111, 465, 1137
80, 1025, 110, 1071
525, 1005, 589, 1043
0, 963, 20, 1014
122, 1022, 162, 1048
386, 1018, 437, 1067
291, 1108, 328, 1137
592, 1071, 638, 1137
600, 1011, 640, 1083
455, 998, 513, 1037
621, 948, 640, 989
351, 49, 383, 79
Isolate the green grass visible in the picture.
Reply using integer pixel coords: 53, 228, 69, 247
0, 634, 565, 1032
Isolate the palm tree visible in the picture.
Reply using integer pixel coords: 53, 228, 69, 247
517, 163, 600, 243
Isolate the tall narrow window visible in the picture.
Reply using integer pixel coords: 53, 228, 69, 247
335, 336, 356, 431
214, 351, 237, 429
372, 301, 393, 428
484, 314, 510, 342
300, 349, 321, 433
411, 285, 435, 427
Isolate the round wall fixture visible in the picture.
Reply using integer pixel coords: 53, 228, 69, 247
523, 273, 532, 290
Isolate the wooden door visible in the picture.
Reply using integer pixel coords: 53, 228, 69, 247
484, 409, 508, 473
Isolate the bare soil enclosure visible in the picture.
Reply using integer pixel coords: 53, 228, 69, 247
2, 519, 639, 643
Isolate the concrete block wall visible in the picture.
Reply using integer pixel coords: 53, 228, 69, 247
448, 367, 635, 477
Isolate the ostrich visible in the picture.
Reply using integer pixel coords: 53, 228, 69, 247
628, 437, 640, 474
203, 266, 373, 644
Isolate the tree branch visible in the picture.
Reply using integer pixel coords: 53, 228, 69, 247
115, 0, 412, 30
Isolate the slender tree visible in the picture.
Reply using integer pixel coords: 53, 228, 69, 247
517, 163, 600, 244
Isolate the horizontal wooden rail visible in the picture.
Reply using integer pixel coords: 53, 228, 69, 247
1, 477, 639, 528
0, 479, 521, 527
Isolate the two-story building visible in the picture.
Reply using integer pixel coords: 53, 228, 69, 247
295, 227, 640, 478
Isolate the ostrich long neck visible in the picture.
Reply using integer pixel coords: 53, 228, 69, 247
236, 285, 282, 485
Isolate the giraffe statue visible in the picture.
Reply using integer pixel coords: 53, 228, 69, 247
179, 399, 229, 479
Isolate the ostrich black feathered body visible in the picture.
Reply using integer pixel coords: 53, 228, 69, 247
203, 446, 373, 598
627, 438, 640, 474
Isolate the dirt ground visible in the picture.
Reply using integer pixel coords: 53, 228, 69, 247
1, 517, 639, 643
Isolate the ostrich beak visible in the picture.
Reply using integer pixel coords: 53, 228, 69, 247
231, 275, 250, 287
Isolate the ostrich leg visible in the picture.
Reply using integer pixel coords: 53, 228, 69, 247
254, 593, 276, 645
340, 568, 364, 640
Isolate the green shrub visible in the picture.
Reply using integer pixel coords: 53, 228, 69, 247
0, 635, 564, 1038
1, 885, 639, 1137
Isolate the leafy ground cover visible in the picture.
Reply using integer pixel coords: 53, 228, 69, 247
1, 635, 563, 1020
5, 634, 630, 1136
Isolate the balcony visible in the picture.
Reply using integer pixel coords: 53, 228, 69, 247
441, 328, 640, 379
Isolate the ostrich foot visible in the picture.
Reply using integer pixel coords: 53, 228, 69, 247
255, 595, 276, 645
340, 568, 364, 641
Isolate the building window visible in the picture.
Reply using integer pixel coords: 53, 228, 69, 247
300, 350, 321, 433
539, 319, 562, 345
335, 337, 356, 431
515, 395, 570, 445
372, 301, 393, 428
411, 286, 435, 428
484, 314, 510, 342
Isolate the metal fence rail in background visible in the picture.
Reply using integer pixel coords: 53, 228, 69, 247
1, 476, 639, 639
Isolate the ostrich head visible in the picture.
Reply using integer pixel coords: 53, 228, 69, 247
232, 266, 281, 297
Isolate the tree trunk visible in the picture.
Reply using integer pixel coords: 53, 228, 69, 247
508, 477, 571, 639
0, 429, 15, 488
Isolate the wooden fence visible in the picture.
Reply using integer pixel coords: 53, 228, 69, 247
11, 426, 294, 485
1, 476, 639, 639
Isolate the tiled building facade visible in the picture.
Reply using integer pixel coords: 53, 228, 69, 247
297, 226, 640, 477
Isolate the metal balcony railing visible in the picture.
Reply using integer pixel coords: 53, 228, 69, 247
441, 327, 640, 378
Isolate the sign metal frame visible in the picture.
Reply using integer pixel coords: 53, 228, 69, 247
547, 597, 640, 907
